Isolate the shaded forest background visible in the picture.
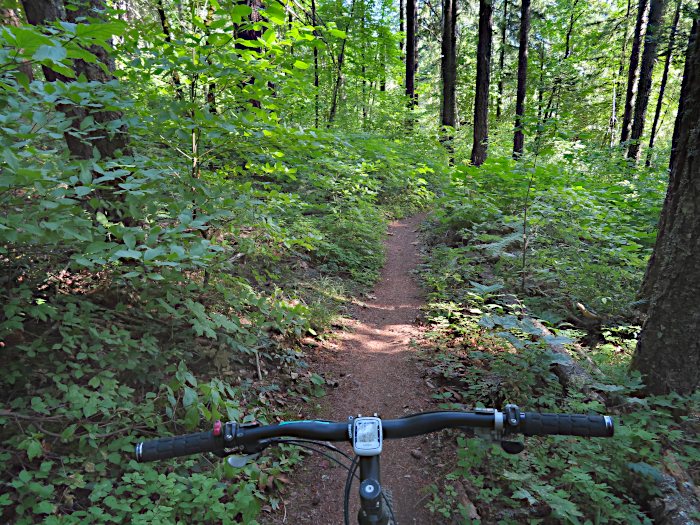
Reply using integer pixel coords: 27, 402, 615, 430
0, 0, 699, 522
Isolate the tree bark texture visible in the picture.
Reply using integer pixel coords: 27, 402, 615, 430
669, 6, 698, 172
21, 0, 129, 160
639, 2, 698, 305
620, 0, 650, 144
610, 0, 633, 146
627, 0, 667, 162
399, 0, 405, 58
471, 0, 492, 166
441, 0, 457, 128
497, 0, 508, 120
629, 17, 700, 396
645, 0, 682, 166
406, 0, 417, 106
513, 0, 530, 157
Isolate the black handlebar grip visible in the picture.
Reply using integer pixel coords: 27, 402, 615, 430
135, 431, 223, 462
521, 413, 614, 438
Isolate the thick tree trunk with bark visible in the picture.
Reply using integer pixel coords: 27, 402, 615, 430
497, 0, 508, 120
441, 0, 457, 129
629, 15, 700, 396
21, 0, 129, 160
645, 0, 682, 166
627, 0, 667, 161
639, 4, 698, 303
513, 0, 530, 157
669, 6, 697, 171
406, 0, 417, 108
620, 0, 650, 144
471, 0, 492, 166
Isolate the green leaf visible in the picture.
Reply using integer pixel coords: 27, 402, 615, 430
512, 488, 538, 504
293, 60, 310, 69
263, 28, 276, 44
33, 44, 67, 63
329, 28, 346, 38
183, 386, 198, 407
184, 406, 199, 429
75, 21, 126, 40
122, 232, 136, 250
229, 4, 253, 19
477, 314, 495, 329
2, 149, 19, 172
27, 440, 42, 460
34, 501, 55, 514
626, 461, 664, 480
544, 335, 575, 346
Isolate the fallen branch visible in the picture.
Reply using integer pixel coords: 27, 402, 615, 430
527, 318, 609, 406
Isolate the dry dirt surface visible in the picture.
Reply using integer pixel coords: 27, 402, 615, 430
265, 214, 441, 524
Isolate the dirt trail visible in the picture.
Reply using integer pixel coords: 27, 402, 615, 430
274, 214, 436, 524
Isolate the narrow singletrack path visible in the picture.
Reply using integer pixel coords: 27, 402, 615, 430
273, 214, 435, 524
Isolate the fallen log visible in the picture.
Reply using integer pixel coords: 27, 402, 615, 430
527, 318, 609, 406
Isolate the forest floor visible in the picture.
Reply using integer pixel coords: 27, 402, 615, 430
266, 214, 449, 524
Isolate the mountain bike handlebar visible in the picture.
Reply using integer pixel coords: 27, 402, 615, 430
135, 406, 614, 463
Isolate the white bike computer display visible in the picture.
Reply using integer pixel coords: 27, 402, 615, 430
352, 417, 383, 456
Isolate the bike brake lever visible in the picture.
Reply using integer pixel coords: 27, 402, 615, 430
500, 441, 525, 454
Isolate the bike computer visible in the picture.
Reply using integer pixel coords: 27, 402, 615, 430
352, 416, 382, 456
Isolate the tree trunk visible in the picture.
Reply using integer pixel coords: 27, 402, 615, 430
400, 0, 405, 59
313, 0, 319, 127
564, 0, 581, 59
21, 0, 129, 160
620, 0, 650, 144
629, 9, 700, 396
669, 9, 698, 171
329, 0, 355, 123
156, 0, 182, 97
205, 3, 217, 115
497, 0, 508, 120
513, 0, 531, 157
610, 0, 633, 147
638, 3, 698, 305
471, 0, 492, 166
645, 0, 682, 167
235, 0, 266, 109
441, 0, 457, 129
362, 10, 367, 124
406, 0, 417, 107
627, 0, 667, 162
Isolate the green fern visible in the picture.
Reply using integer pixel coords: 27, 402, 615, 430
475, 231, 523, 257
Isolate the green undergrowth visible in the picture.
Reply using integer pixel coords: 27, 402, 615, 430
415, 149, 700, 524
425, 148, 666, 324
0, 17, 445, 523
416, 286, 700, 524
